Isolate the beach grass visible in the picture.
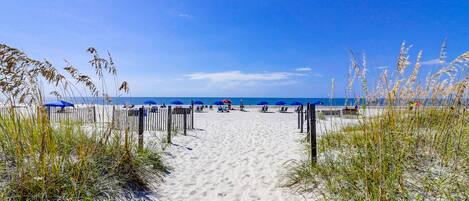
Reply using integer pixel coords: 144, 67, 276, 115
0, 44, 168, 200
285, 42, 468, 200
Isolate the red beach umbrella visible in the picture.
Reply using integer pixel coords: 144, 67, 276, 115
222, 99, 232, 104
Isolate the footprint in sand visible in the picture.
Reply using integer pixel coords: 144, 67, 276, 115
158, 112, 309, 201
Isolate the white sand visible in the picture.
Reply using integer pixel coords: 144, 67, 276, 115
154, 107, 364, 201
3, 104, 377, 200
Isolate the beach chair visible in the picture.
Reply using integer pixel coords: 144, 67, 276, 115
295, 106, 301, 112
260, 105, 269, 113
260, 106, 265, 112
128, 109, 139, 116
150, 106, 158, 113
280, 107, 288, 113
342, 108, 358, 115
240, 105, 247, 112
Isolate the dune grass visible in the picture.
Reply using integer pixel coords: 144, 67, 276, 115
0, 44, 168, 200
285, 42, 468, 200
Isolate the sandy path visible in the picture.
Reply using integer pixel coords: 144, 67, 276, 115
157, 110, 307, 201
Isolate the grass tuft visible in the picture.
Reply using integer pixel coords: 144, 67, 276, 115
0, 44, 168, 200
286, 41, 468, 200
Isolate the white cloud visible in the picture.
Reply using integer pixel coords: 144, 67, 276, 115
295, 67, 312, 72
184, 70, 322, 90
294, 67, 322, 77
178, 13, 193, 19
186, 71, 294, 82
295, 67, 322, 77
421, 58, 444, 66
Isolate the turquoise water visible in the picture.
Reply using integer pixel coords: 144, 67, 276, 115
64, 97, 361, 106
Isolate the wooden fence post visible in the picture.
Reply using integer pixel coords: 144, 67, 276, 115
191, 100, 194, 129
138, 106, 144, 151
93, 105, 97, 123
311, 104, 317, 165
300, 105, 304, 133
46, 106, 51, 121
183, 108, 187, 136
297, 107, 300, 129
111, 105, 116, 129
167, 106, 172, 144
306, 103, 310, 134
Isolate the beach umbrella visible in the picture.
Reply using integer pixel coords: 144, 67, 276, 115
312, 101, 324, 105
171, 100, 184, 105
44, 100, 74, 108
193, 100, 204, 105
222, 99, 232, 104
213, 101, 224, 105
257, 101, 269, 105
275, 101, 286, 105
143, 100, 157, 105
290, 101, 303, 106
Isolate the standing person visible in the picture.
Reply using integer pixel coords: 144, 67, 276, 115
240, 99, 244, 111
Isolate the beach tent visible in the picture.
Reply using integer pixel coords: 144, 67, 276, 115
193, 100, 204, 105
44, 100, 74, 108
290, 101, 303, 106
213, 101, 224, 105
222, 99, 232, 104
143, 100, 157, 105
171, 100, 184, 105
275, 101, 286, 105
257, 101, 269, 105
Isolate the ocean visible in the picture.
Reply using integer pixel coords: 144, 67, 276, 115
63, 97, 361, 106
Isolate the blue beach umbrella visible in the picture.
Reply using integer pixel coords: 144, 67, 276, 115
257, 101, 269, 105
275, 101, 286, 105
143, 100, 157, 105
213, 101, 224, 105
312, 101, 325, 105
290, 101, 303, 106
171, 100, 184, 105
193, 100, 204, 105
45, 100, 74, 108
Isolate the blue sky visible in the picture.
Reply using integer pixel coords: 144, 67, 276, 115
1, 0, 468, 97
